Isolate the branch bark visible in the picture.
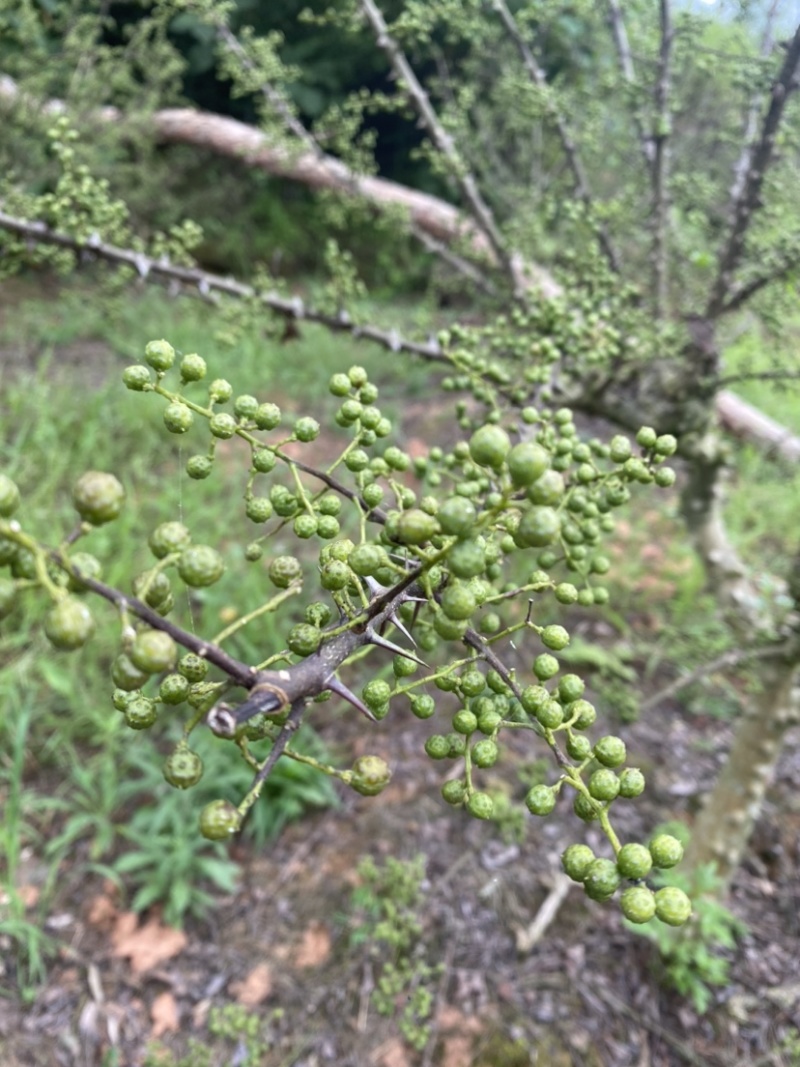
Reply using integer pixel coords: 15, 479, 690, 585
652, 0, 673, 319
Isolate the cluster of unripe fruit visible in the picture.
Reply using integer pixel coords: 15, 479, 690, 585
0, 338, 692, 925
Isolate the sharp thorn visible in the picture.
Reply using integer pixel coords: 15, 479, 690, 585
365, 627, 428, 668
385, 611, 416, 647
326, 675, 377, 722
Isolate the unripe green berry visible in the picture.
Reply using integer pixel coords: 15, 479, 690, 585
616, 843, 653, 880
233, 394, 259, 420
467, 792, 494, 820
44, 597, 95, 650
180, 353, 207, 381
112, 653, 149, 691
163, 402, 193, 434
66, 552, 102, 591
583, 858, 621, 901
199, 799, 240, 840
187, 455, 212, 479
620, 885, 657, 924
163, 747, 204, 788
649, 833, 684, 869
533, 654, 559, 681
350, 755, 391, 796
441, 582, 477, 621
507, 442, 549, 487
541, 624, 570, 651
525, 784, 556, 816
593, 735, 627, 768
609, 435, 632, 463
268, 555, 302, 589
252, 448, 277, 474
568, 699, 597, 730
329, 373, 351, 396
73, 471, 125, 525
619, 768, 645, 798
130, 629, 177, 674
588, 768, 620, 802
536, 699, 564, 730
654, 467, 676, 488
437, 497, 477, 537
144, 338, 175, 371
149, 521, 191, 559
396, 508, 439, 546
654, 886, 692, 926
348, 365, 368, 387
566, 733, 592, 760
441, 779, 466, 806
558, 674, 584, 703
411, 694, 436, 719
209, 413, 237, 439
0, 475, 21, 517
159, 673, 190, 704
287, 622, 321, 656
125, 696, 158, 730
254, 403, 281, 430
472, 738, 499, 768
425, 734, 450, 759
123, 365, 151, 391
469, 425, 510, 469
362, 678, 392, 710
178, 545, 225, 587
178, 652, 208, 683
562, 843, 595, 882
655, 434, 677, 456
555, 583, 578, 605
209, 379, 232, 403
246, 497, 273, 523
293, 514, 318, 539
295, 416, 320, 442
636, 426, 658, 449
514, 506, 560, 549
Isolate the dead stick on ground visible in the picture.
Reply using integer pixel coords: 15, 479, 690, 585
514, 872, 573, 953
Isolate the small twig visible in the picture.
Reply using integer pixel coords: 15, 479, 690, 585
640, 641, 791, 714
514, 871, 572, 953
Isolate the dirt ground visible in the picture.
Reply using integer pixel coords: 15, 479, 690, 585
2, 292, 800, 1067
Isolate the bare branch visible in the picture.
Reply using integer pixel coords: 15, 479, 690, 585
719, 246, 800, 314
489, 0, 621, 274
0, 208, 446, 362
705, 21, 800, 319
652, 0, 673, 319
605, 0, 655, 167
355, 0, 521, 295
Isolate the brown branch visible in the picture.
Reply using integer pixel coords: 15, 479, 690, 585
652, 0, 673, 319
719, 245, 800, 314
355, 0, 521, 295
705, 21, 800, 318
490, 0, 621, 274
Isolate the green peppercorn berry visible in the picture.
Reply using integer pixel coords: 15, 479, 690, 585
180, 353, 207, 382
362, 680, 392, 713
433, 613, 468, 641
125, 696, 158, 730
178, 545, 225, 588
199, 799, 241, 840
437, 497, 477, 537
616, 843, 653, 880
130, 629, 177, 674
448, 540, 486, 579
588, 768, 620, 803
441, 582, 477, 621
287, 623, 321, 657
163, 402, 193, 434
123, 365, 151, 391
620, 886, 657, 924
536, 699, 564, 730
178, 652, 209, 683
636, 426, 658, 449
111, 653, 149, 691
10, 549, 35, 580
533, 654, 560, 681
396, 508, 439, 546
253, 402, 279, 430
149, 521, 191, 559
348, 544, 387, 577
478, 710, 502, 734
566, 733, 592, 760
112, 688, 135, 712
187, 455, 213, 479
411, 694, 436, 719
159, 673, 190, 705
66, 552, 102, 591
654, 467, 676, 488
583, 858, 622, 902
44, 597, 95, 650
649, 833, 684, 869
264, 558, 300, 593
329, 373, 351, 397
424, 734, 450, 759
459, 671, 486, 697
654, 886, 692, 926
593, 735, 627, 768
441, 779, 466, 806
525, 784, 556, 816
362, 484, 384, 508
187, 682, 219, 710
541, 625, 570, 652
318, 562, 346, 594
383, 446, 410, 471
526, 470, 565, 506
73, 471, 125, 525
293, 514, 318, 539
230, 394, 257, 421
452, 709, 477, 735
557, 674, 584, 704
478, 612, 501, 635
163, 747, 204, 788
294, 416, 320, 442
567, 699, 596, 730
209, 379, 232, 403
350, 755, 392, 796
514, 506, 560, 549
348, 365, 368, 387
573, 792, 600, 822
252, 448, 277, 474
467, 792, 494, 820
0, 475, 21, 517
507, 442, 549, 487
144, 338, 175, 371
519, 685, 548, 716
245, 497, 273, 523
270, 488, 298, 517
562, 843, 595, 882
609, 435, 632, 463
619, 768, 645, 798
209, 413, 237, 440
469, 425, 511, 469
554, 583, 578, 605
392, 655, 416, 679
655, 434, 677, 456
472, 738, 499, 768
